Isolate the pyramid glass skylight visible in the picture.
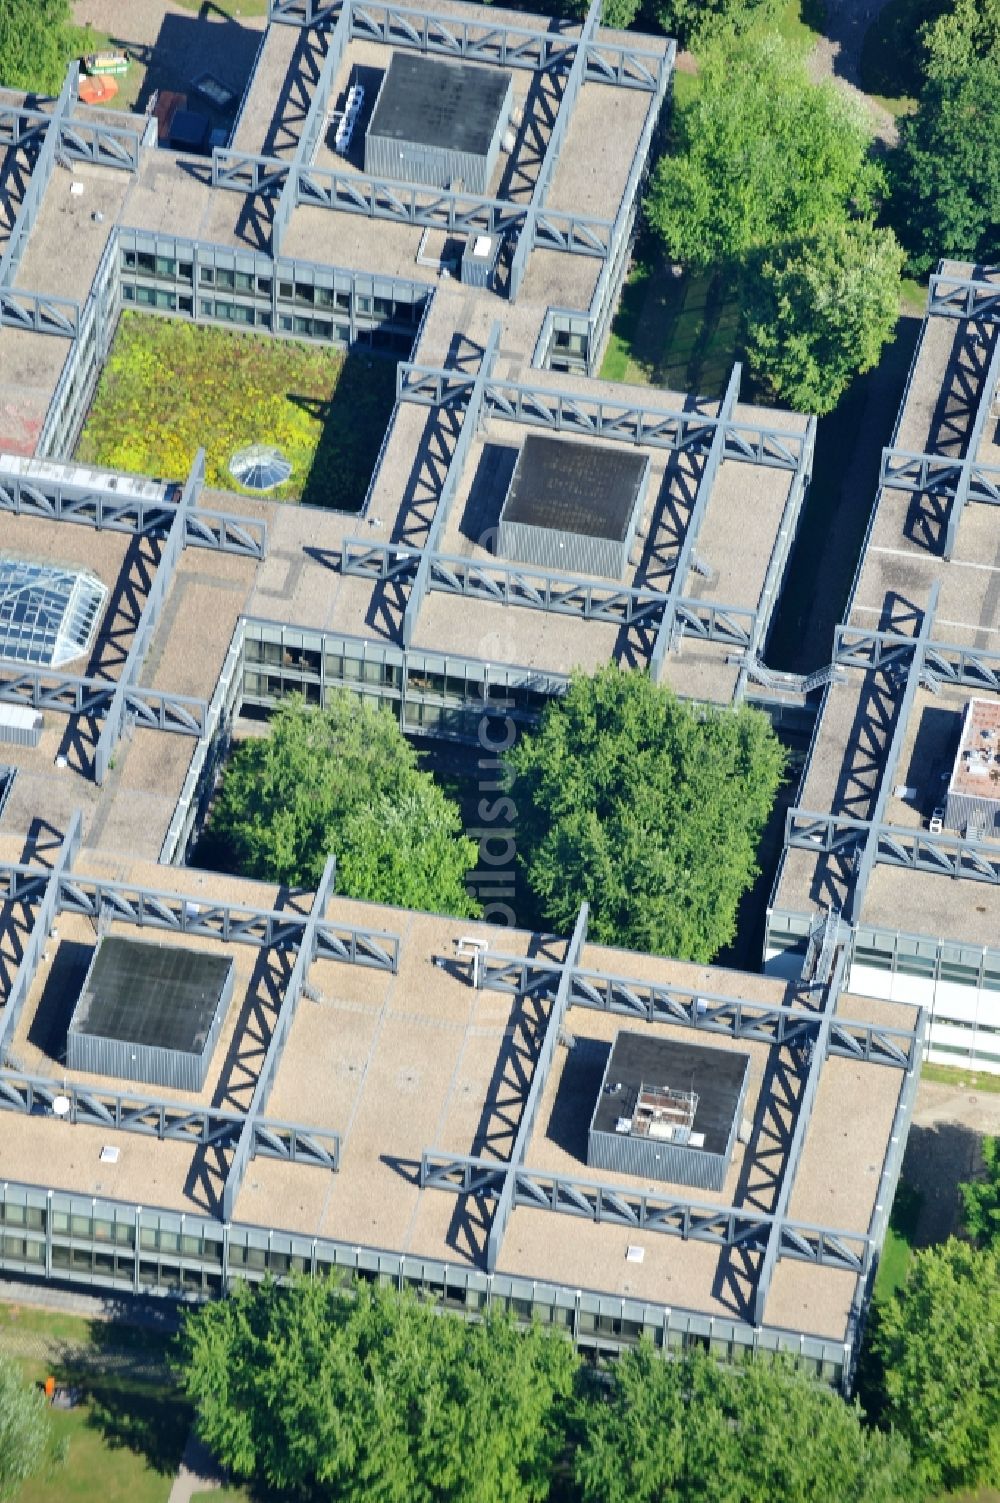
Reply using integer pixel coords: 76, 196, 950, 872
0, 558, 108, 669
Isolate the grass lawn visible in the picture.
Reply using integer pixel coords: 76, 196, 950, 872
600, 247, 741, 399
921, 1062, 1000, 1096
776, 0, 827, 51
0, 1301, 191, 1503
874, 1179, 923, 1301
17, 1378, 191, 1503
76, 314, 398, 510
65, 27, 146, 112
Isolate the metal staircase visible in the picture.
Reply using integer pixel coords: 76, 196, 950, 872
739, 657, 846, 695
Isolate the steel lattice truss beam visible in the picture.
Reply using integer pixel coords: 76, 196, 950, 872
0, 64, 143, 302
272, 2, 353, 255
510, 0, 602, 299
93, 451, 202, 784
402, 322, 500, 648
0, 459, 267, 557
0, 1072, 341, 1170
0, 445, 262, 780
213, 148, 613, 267
0, 286, 80, 337
269, 0, 668, 90
751, 944, 848, 1321
342, 537, 758, 649
787, 808, 1000, 887
878, 335, 1000, 557
0, 103, 49, 151
483, 903, 589, 1270
928, 269, 1000, 324
419, 932, 921, 1296
420, 1150, 874, 1274
0, 65, 77, 290
0, 663, 206, 738
48, 872, 400, 969
222, 856, 339, 1220
397, 362, 812, 471
0, 838, 402, 1201
847, 583, 938, 924
834, 622, 1000, 694
0, 812, 81, 1065
354, 353, 821, 670
652, 364, 741, 679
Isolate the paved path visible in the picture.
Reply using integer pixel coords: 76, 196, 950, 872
806, 0, 899, 143
168, 1430, 227, 1503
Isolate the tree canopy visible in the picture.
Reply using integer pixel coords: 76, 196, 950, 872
0, 0, 73, 96
504, 666, 786, 961
744, 220, 904, 414
868, 1238, 1000, 1494
890, 54, 1000, 274
960, 1135, 1000, 1251
648, 31, 879, 272
211, 694, 480, 916
0, 1354, 54, 1501
574, 1344, 913, 1503
176, 1276, 578, 1503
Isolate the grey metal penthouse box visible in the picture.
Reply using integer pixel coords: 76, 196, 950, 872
588, 1031, 750, 1193
498, 434, 650, 579
365, 53, 513, 194
66, 935, 235, 1093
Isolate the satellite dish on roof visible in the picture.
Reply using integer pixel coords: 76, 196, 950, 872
229, 445, 292, 493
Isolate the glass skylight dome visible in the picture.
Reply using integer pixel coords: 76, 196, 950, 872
229, 445, 292, 493
0, 558, 108, 669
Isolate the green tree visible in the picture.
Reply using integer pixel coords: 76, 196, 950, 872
0, 0, 73, 96
648, 0, 781, 48
890, 57, 1000, 274
176, 1276, 578, 1502
922, 0, 1000, 74
0, 1353, 54, 1501
647, 31, 878, 271
504, 666, 785, 961
960, 1135, 1000, 1250
575, 1345, 913, 1503
744, 221, 903, 414
870, 1238, 1000, 1493
211, 694, 480, 915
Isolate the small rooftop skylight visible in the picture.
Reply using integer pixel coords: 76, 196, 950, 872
0, 558, 107, 669
229, 445, 292, 493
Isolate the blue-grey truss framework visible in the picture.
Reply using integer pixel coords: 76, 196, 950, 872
0, 831, 400, 1203
420, 903, 923, 1378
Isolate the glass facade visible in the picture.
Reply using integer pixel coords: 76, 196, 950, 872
0, 1179, 848, 1385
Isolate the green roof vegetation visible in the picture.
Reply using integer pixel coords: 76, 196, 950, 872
76, 315, 398, 511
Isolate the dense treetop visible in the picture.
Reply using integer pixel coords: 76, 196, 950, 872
743, 220, 904, 414
210, 695, 480, 916
867, 1238, 1000, 1494
0, 0, 73, 96
575, 1344, 913, 1503
648, 31, 879, 272
505, 666, 785, 961
176, 1277, 577, 1503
